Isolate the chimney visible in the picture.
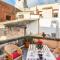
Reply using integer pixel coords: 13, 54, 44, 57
23, 0, 28, 8
55, 0, 58, 2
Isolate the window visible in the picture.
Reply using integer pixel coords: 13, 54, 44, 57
18, 0, 21, 1
30, 11, 34, 14
19, 15, 24, 18
51, 33, 56, 38
6, 15, 11, 20
53, 13, 58, 17
40, 14, 43, 17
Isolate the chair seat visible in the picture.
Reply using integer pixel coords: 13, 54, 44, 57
10, 50, 20, 59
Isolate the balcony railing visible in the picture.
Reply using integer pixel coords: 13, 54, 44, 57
17, 12, 40, 21
0, 28, 24, 40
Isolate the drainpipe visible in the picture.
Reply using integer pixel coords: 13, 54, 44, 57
38, 18, 40, 35
24, 26, 27, 36
38, 14, 40, 35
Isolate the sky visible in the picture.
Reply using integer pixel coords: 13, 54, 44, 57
27, 0, 58, 7
3, 0, 15, 5
4, 0, 60, 7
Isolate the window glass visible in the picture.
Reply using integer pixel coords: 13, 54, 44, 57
53, 13, 58, 17
18, 0, 21, 1
6, 15, 11, 20
30, 11, 34, 14
40, 14, 43, 17
19, 15, 24, 18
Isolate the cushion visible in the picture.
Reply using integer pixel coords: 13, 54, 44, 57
56, 56, 60, 60
10, 50, 20, 59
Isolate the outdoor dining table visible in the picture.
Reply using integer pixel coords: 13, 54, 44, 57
26, 44, 56, 60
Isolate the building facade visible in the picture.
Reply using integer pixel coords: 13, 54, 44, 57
15, 0, 60, 38
26, 3, 60, 38
0, 1, 26, 40
0, 1, 18, 22
15, 0, 28, 11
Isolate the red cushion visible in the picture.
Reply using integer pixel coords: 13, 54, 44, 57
11, 51, 20, 59
56, 56, 60, 60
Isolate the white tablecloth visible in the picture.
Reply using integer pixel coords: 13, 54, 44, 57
42, 45, 56, 60
26, 44, 56, 60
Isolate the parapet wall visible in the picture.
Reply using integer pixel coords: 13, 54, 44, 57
42, 39, 60, 49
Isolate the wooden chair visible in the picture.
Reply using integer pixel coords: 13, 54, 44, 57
54, 47, 60, 55
4, 44, 22, 60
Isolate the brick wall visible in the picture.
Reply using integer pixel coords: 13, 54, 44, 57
0, 1, 16, 22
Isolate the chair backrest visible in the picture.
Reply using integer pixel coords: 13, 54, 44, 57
4, 44, 18, 53
4, 44, 22, 59
4, 44, 22, 55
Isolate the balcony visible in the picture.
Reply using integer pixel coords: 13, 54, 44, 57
0, 25, 25, 41
16, 12, 40, 21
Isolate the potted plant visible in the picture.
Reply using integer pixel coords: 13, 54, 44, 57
36, 40, 43, 49
24, 39, 30, 48
42, 32, 46, 38
36, 40, 43, 60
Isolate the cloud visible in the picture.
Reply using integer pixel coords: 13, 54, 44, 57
27, 0, 52, 7
27, 0, 39, 7
3, 0, 59, 7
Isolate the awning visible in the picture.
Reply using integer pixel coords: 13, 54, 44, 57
0, 18, 38, 26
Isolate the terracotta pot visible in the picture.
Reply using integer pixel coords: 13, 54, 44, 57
24, 41, 30, 48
